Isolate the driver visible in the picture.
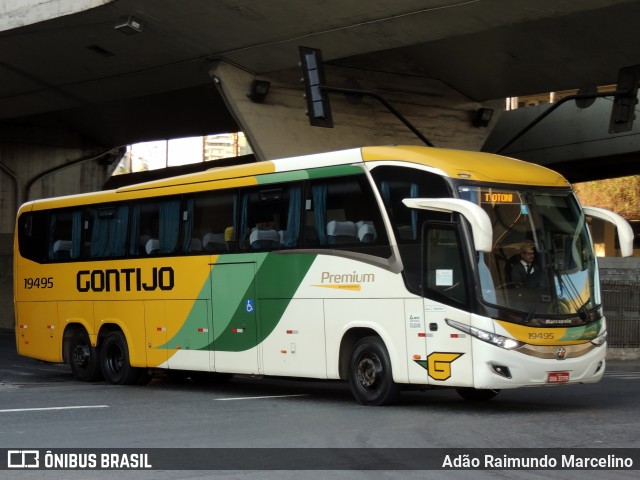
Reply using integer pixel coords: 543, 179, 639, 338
511, 243, 545, 289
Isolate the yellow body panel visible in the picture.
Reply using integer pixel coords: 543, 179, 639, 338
115, 162, 275, 194
496, 320, 596, 346
15, 256, 212, 365
362, 146, 569, 187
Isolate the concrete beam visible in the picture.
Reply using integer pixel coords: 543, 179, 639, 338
209, 61, 500, 161
0, 0, 112, 31
482, 96, 640, 181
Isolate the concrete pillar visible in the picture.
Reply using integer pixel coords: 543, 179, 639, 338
0, 123, 121, 330
209, 61, 502, 161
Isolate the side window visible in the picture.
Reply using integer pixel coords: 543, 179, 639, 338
370, 166, 451, 242
48, 208, 82, 261
238, 183, 302, 251
371, 165, 452, 293
303, 174, 390, 257
129, 198, 181, 256
17, 211, 48, 263
85, 204, 129, 259
423, 223, 468, 307
184, 189, 236, 253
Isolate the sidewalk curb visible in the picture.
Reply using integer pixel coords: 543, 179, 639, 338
606, 348, 640, 361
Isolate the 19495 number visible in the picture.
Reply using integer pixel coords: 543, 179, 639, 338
24, 277, 54, 289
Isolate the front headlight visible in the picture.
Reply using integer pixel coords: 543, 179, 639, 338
446, 318, 524, 351
590, 330, 607, 347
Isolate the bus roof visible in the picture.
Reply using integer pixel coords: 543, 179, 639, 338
115, 145, 567, 192
22, 146, 569, 211
361, 146, 569, 187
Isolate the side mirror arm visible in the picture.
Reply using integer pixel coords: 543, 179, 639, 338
402, 198, 493, 253
583, 206, 634, 257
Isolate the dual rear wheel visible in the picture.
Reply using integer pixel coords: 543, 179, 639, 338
68, 329, 150, 385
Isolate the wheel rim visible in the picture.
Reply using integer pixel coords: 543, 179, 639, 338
72, 343, 90, 371
104, 343, 124, 376
356, 353, 382, 390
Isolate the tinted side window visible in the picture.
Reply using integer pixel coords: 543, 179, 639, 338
303, 174, 391, 258
85, 204, 129, 259
185, 189, 237, 253
129, 198, 181, 256
370, 165, 451, 242
239, 183, 302, 251
48, 209, 82, 261
371, 166, 451, 292
17, 211, 48, 263
423, 223, 468, 307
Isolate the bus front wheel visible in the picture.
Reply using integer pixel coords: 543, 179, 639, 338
348, 336, 400, 406
69, 329, 102, 382
100, 331, 143, 385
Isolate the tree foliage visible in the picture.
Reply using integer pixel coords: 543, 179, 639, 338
573, 175, 640, 219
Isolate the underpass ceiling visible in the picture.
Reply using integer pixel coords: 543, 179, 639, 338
2, 0, 640, 148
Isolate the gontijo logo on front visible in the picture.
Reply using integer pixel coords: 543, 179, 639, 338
312, 271, 375, 291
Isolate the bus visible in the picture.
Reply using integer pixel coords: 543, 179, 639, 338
14, 145, 634, 405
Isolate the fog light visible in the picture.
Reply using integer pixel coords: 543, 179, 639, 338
595, 360, 604, 374
490, 364, 512, 379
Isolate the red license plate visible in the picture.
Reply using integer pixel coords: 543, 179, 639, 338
548, 372, 570, 383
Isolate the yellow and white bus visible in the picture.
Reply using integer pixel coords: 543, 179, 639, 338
14, 146, 633, 404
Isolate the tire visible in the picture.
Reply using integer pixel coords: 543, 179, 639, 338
100, 331, 143, 385
348, 336, 400, 406
456, 387, 500, 401
69, 329, 102, 382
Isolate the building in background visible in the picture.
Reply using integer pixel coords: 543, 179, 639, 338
114, 132, 251, 175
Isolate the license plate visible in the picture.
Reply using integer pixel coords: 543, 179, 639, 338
548, 371, 570, 383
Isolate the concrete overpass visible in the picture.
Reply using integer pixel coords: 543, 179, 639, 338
2, 0, 640, 329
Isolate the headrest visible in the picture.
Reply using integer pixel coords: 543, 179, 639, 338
145, 238, 160, 254
53, 240, 72, 252
203, 232, 225, 245
326, 220, 356, 237
250, 229, 280, 244
357, 223, 376, 242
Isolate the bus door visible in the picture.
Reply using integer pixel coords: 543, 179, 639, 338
421, 222, 474, 388
210, 261, 259, 375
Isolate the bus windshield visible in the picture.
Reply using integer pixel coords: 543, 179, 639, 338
458, 185, 599, 317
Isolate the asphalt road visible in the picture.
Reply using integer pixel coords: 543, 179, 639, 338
1, 331, 639, 480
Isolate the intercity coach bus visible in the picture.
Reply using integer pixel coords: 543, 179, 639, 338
14, 146, 634, 405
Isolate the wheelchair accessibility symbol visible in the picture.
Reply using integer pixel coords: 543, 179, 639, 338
246, 299, 255, 313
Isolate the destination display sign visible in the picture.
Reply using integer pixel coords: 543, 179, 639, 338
479, 190, 520, 205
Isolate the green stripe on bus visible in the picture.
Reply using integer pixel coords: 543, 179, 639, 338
209, 253, 316, 352
559, 319, 602, 342
306, 165, 363, 179
159, 253, 316, 353
256, 171, 309, 184
256, 165, 363, 185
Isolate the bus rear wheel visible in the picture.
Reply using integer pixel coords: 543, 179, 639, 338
100, 331, 144, 385
348, 336, 400, 406
69, 329, 102, 382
